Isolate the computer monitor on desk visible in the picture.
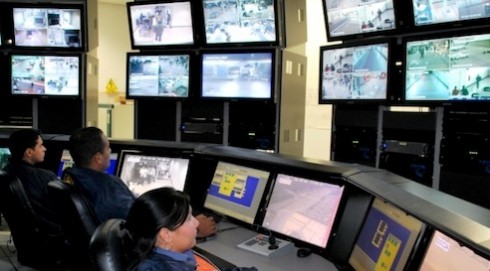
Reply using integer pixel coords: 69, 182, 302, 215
57, 149, 118, 177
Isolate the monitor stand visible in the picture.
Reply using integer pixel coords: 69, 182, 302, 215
237, 234, 294, 257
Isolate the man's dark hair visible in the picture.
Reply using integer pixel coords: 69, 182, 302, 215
8, 129, 41, 163
69, 127, 105, 168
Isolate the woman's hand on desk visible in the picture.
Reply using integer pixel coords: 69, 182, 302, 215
196, 214, 217, 238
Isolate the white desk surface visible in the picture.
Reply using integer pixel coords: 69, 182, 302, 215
196, 222, 339, 271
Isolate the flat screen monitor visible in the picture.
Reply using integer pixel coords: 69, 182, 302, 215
200, 50, 275, 100
12, 3, 85, 50
319, 40, 390, 104
57, 149, 118, 177
201, 0, 281, 46
117, 152, 190, 197
261, 173, 345, 249
404, 32, 490, 103
203, 161, 271, 225
126, 52, 191, 99
10, 53, 82, 98
348, 198, 426, 271
411, 0, 490, 27
127, 0, 195, 49
417, 230, 490, 271
0, 147, 11, 171
322, 0, 397, 41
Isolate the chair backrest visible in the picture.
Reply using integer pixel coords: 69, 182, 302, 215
47, 179, 100, 271
89, 218, 132, 271
0, 171, 57, 270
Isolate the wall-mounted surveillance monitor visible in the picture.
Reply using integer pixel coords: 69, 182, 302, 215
319, 39, 390, 104
117, 152, 190, 197
203, 161, 271, 225
404, 32, 490, 103
126, 52, 192, 99
417, 230, 490, 271
348, 198, 426, 271
201, 0, 281, 46
322, 0, 398, 41
127, 0, 195, 49
261, 173, 345, 250
12, 3, 86, 50
200, 49, 275, 100
411, 0, 490, 28
10, 53, 82, 98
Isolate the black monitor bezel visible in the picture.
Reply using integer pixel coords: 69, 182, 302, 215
125, 50, 197, 100
126, 0, 198, 50
9, 2, 87, 52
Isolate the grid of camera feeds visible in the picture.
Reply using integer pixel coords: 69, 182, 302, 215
412, 0, 490, 26
320, 42, 388, 101
127, 54, 190, 98
128, 1, 194, 47
11, 55, 80, 96
405, 33, 490, 101
324, 0, 396, 38
13, 7, 82, 48
202, 0, 277, 44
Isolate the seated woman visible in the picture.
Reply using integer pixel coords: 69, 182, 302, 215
125, 187, 257, 271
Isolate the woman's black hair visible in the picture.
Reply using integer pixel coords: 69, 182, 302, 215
125, 187, 191, 269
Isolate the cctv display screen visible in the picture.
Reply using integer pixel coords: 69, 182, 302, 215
412, 0, 490, 26
127, 0, 194, 48
319, 41, 389, 103
405, 33, 490, 102
323, 0, 396, 40
127, 53, 190, 98
0, 147, 11, 171
12, 5, 84, 49
349, 198, 425, 271
201, 50, 274, 100
57, 149, 118, 177
118, 152, 189, 197
203, 161, 270, 225
418, 230, 490, 271
11, 54, 81, 97
201, 0, 279, 45
262, 173, 345, 249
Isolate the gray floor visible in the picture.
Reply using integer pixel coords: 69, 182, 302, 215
0, 216, 40, 271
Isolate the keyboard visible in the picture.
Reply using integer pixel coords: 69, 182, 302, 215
193, 246, 237, 270
237, 234, 294, 257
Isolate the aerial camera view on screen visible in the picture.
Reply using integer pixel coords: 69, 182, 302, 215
13, 7, 82, 47
128, 54, 190, 97
203, 0, 277, 44
325, 0, 396, 38
129, 2, 194, 46
11, 55, 80, 96
321, 43, 388, 100
413, 0, 490, 26
405, 33, 490, 101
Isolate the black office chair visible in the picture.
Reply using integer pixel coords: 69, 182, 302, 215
47, 178, 100, 271
0, 171, 66, 270
89, 218, 132, 271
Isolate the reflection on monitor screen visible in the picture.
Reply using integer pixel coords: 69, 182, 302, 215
324, 0, 396, 39
418, 230, 490, 271
262, 173, 345, 249
203, 161, 270, 224
57, 149, 118, 177
349, 198, 425, 271
202, 0, 278, 45
412, 0, 490, 26
128, 1, 194, 47
118, 153, 189, 197
11, 54, 80, 96
201, 51, 274, 99
320, 42, 389, 101
127, 53, 190, 98
13, 7, 83, 48
405, 33, 490, 102
0, 147, 11, 171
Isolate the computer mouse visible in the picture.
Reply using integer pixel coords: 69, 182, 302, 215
296, 248, 312, 258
